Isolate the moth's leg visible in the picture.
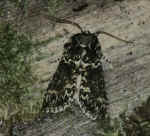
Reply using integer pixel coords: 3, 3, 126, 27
101, 55, 113, 71
94, 41, 113, 71
79, 64, 108, 120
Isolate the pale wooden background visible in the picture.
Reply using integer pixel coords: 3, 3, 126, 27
12, 0, 150, 135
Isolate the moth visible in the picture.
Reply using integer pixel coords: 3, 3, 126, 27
41, 15, 132, 120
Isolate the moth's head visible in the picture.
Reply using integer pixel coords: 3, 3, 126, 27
72, 32, 100, 50
64, 32, 102, 63
65, 32, 101, 52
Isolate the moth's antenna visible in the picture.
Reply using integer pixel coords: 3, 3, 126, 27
95, 30, 133, 44
43, 13, 84, 33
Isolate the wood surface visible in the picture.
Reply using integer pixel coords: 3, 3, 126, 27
11, 0, 150, 135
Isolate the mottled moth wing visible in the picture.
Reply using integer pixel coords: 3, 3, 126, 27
42, 42, 76, 113
79, 63, 108, 120
75, 32, 108, 120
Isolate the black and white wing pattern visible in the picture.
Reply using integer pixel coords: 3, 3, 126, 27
42, 32, 108, 120
42, 42, 76, 113
72, 32, 108, 120
78, 61, 108, 120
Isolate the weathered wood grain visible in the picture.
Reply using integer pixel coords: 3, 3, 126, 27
12, 0, 150, 135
